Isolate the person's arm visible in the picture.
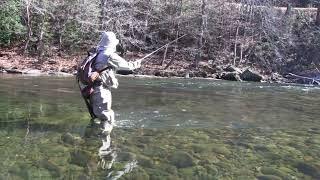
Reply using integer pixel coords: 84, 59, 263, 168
108, 53, 141, 71
98, 69, 119, 89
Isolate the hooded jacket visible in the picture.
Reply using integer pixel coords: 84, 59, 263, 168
94, 31, 140, 72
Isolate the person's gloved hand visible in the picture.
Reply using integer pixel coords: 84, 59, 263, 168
90, 71, 100, 82
134, 59, 142, 69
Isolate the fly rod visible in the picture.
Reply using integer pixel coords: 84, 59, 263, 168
138, 34, 186, 61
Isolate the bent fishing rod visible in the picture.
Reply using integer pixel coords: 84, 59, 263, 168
138, 34, 186, 61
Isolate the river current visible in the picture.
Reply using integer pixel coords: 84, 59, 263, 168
0, 74, 319, 179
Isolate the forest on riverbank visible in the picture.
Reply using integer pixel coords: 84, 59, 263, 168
1, 0, 320, 83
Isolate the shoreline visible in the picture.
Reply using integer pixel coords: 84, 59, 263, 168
1, 48, 318, 86
0, 70, 316, 88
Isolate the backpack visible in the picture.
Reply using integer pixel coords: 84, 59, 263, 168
76, 48, 99, 98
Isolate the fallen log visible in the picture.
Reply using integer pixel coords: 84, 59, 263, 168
287, 73, 320, 85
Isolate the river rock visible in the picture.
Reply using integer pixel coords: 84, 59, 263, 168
224, 65, 242, 73
257, 175, 282, 180
70, 149, 93, 167
168, 151, 195, 168
260, 167, 288, 179
38, 159, 62, 178
212, 145, 232, 156
137, 155, 153, 168
240, 69, 263, 82
5, 68, 23, 74
60, 68, 69, 73
294, 161, 320, 179
221, 72, 241, 81
61, 133, 83, 145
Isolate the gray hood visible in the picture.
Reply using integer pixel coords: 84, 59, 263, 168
97, 31, 119, 53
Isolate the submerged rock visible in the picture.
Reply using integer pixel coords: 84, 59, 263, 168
260, 167, 288, 179
168, 151, 195, 168
38, 159, 62, 178
137, 155, 153, 168
294, 161, 320, 179
212, 145, 232, 156
70, 149, 93, 167
257, 175, 282, 180
61, 133, 83, 145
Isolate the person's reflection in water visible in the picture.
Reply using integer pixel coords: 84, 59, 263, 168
84, 122, 139, 179
84, 121, 117, 171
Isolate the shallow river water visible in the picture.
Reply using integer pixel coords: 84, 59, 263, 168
0, 74, 319, 180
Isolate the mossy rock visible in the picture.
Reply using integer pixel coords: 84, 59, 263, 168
137, 155, 153, 168
61, 132, 83, 146
257, 175, 282, 180
204, 165, 219, 176
261, 152, 282, 160
158, 163, 178, 175
191, 144, 212, 153
168, 151, 195, 168
137, 136, 153, 144
260, 167, 288, 179
8, 164, 31, 179
178, 167, 194, 178
38, 159, 62, 178
294, 161, 320, 179
211, 145, 231, 156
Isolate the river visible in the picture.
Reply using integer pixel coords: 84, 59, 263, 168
0, 74, 319, 179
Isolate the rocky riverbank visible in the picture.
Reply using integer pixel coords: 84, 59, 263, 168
1, 48, 318, 85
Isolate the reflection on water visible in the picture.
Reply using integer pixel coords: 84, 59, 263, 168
0, 74, 320, 179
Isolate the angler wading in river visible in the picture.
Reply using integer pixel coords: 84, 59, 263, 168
77, 31, 142, 156
77, 31, 185, 156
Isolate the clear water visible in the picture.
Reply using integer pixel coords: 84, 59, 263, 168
0, 74, 319, 179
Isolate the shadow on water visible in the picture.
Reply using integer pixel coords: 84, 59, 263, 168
0, 75, 320, 179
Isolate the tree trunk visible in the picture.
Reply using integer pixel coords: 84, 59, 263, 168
316, 4, 320, 26
233, 24, 239, 65
196, 0, 207, 69
161, 45, 168, 66
24, 0, 32, 54
164, 0, 182, 69
100, 0, 107, 29
37, 17, 45, 59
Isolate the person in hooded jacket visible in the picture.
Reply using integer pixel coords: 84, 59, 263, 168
90, 31, 141, 155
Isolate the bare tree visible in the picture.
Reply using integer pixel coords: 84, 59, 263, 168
317, 3, 320, 25
23, 0, 32, 54
195, 0, 207, 69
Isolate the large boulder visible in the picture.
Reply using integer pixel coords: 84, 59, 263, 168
221, 72, 241, 81
240, 69, 263, 82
